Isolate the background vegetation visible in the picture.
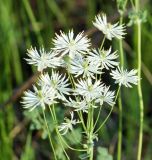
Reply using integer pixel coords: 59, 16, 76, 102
0, 0, 152, 159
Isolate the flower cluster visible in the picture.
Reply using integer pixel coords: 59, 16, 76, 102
21, 13, 139, 136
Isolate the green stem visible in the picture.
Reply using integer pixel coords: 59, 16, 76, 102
68, 71, 76, 89
93, 105, 103, 130
135, 0, 144, 160
57, 129, 86, 152
87, 105, 91, 132
88, 105, 94, 160
42, 109, 57, 160
78, 111, 87, 132
100, 36, 106, 50
94, 106, 114, 134
89, 148, 93, 160
48, 106, 70, 159
67, 73, 88, 133
117, 15, 124, 160
119, 16, 124, 67
94, 86, 121, 134
117, 90, 122, 160
52, 105, 57, 122
51, 106, 86, 152
56, 127, 70, 160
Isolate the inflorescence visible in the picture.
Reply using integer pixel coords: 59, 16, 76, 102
21, 12, 139, 156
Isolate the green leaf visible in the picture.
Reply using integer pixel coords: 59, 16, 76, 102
79, 153, 90, 160
97, 147, 113, 160
56, 145, 67, 160
66, 128, 82, 145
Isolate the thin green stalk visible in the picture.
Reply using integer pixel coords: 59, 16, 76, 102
117, 0, 128, 155
117, 91, 122, 160
99, 35, 106, 79
68, 72, 76, 89
89, 107, 94, 160
90, 106, 94, 134
87, 104, 94, 160
49, 106, 55, 121
42, 109, 57, 160
137, 57, 144, 160
57, 129, 86, 152
94, 106, 114, 134
56, 128, 70, 160
87, 104, 93, 141
68, 72, 88, 134
100, 36, 106, 50
119, 17, 124, 67
48, 105, 70, 159
135, 0, 144, 160
93, 105, 103, 130
94, 86, 121, 134
87, 106, 91, 132
52, 105, 57, 122
78, 111, 87, 132
117, 15, 124, 160
50, 105, 86, 152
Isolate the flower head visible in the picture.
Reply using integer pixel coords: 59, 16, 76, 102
58, 112, 79, 135
110, 67, 139, 87
69, 55, 102, 78
88, 47, 119, 70
93, 14, 126, 40
64, 98, 89, 113
95, 86, 115, 106
25, 47, 62, 72
52, 30, 91, 58
21, 85, 57, 111
39, 71, 71, 100
74, 77, 104, 101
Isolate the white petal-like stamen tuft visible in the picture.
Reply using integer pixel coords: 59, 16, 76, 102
93, 14, 126, 40
52, 30, 91, 58
39, 71, 71, 100
88, 47, 119, 70
74, 77, 104, 101
26, 47, 62, 71
21, 85, 57, 111
110, 67, 139, 88
58, 112, 79, 135
95, 86, 115, 106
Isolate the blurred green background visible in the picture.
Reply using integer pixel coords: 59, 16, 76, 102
0, 0, 152, 159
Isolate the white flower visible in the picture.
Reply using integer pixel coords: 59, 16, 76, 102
21, 85, 57, 111
52, 30, 91, 58
69, 55, 102, 78
25, 47, 62, 72
93, 14, 126, 40
87, 47, 119, 70
74, 77, 104, 101
58, 112, 79, 135
39, 71, 71, 100
110, 67, 139, 87
64, 98, 89, 113
95, 86, 115, 106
